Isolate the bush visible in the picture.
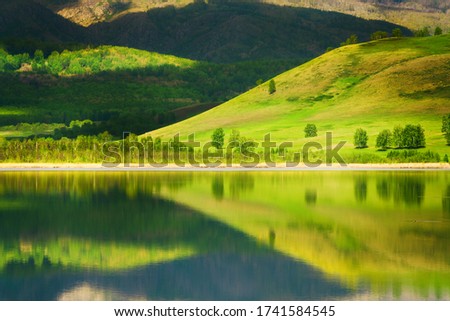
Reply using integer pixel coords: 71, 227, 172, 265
434, 27, 443, 36
304, 124, 318, 138
386, 150, 440, 163
354, 128, 368, 149
269, 79, 276, 95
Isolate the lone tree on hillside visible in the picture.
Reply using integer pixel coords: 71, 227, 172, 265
304, 124, 318, 138
211, 128, 225, 149
435, 26, 443, 36
354, 128, 368, 148
392, 28, 403, 37
376, 129, 392, 151
269, 79, 276, 94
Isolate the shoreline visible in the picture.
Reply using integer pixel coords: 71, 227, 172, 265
0, 162, 449, 171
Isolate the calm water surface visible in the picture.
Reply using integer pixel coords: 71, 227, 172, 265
0, 171, 449, 300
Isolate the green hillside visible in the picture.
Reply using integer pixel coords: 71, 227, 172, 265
147, 35, 450, 163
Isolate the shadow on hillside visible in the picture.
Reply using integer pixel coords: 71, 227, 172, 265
88, 0, 411, 62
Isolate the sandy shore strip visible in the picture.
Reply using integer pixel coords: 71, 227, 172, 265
0, 162, 449, 171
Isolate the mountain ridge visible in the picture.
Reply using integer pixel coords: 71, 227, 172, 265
1, 1, 410, 62
36, 0, 450, 30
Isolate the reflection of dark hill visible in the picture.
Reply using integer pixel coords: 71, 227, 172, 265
0, 254, 352, 300
88, 2, 410, 62
0, 188, 260, 254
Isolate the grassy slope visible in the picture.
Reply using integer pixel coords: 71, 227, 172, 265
148, 35, 450, 160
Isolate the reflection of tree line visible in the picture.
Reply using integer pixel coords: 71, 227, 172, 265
353, 174, 427, 206
443, 185, 450, 216
0, 172, 194, 200
211, 173, 255, 200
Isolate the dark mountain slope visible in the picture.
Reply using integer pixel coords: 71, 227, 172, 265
0, 0, 86, 44
37, 1, 450, 31
88, 1, 410, 62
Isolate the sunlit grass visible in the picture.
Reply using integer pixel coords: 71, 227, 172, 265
147, 35, 450, 161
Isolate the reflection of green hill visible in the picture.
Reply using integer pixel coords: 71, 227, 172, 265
0, 172, 266, 272
153, 171, 450, 298
2, 171, 449, 298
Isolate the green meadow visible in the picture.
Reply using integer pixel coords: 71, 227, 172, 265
148, 35, 450, 163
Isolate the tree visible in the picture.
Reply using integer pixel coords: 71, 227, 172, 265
392, 28, 403, 38
414, 27, 430, 37
341, 34, 358, 46
228, 129, 240, 148
371, 31, 388, 41
442, 114, 450, 145
268, 79, 276, 94
444, 154, 449, 163
32, 49, 45, 72
392, 125, 404, 148
434, 26, 443, 36
376, 129, 392, 150
304, 124, 318, 138
354, 128, 368, 148
211, 128, 225, 149
402, 124, 425, 148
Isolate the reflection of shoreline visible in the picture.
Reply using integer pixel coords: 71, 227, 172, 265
0, 163, 449, 171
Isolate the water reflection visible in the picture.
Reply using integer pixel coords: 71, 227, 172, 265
305, 190, 317, 205
0, 171, 449, 300
229, 173, 255, 199
443, 185, 450, 215
211, 175, 224, 201
375, 174, 426, 207
354, 176, 367, 202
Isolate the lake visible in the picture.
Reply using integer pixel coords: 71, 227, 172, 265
0, 170, 449, 300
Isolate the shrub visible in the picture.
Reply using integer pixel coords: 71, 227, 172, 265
304, 124, 318, 138
269, 79, 276, 95
386, 150, 440, 163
